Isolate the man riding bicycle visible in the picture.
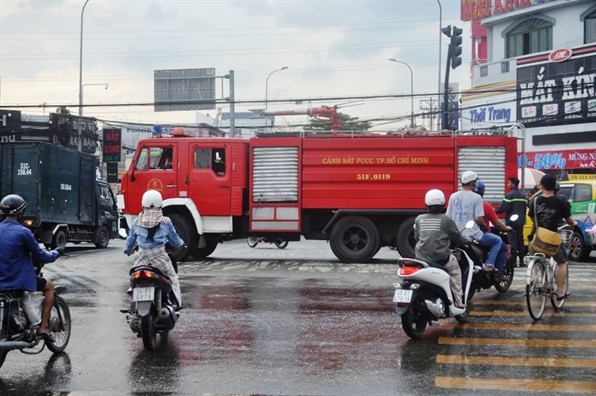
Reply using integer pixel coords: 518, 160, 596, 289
527, 175, 577, 301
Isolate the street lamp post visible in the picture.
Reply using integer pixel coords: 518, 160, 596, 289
265, 66, 288, 110
389, 58, 415, 128
78, 0, 90, 152
81, 83, 109, 115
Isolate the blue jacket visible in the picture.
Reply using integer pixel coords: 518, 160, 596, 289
124, 217, 184, 256
0, 219, 59, 291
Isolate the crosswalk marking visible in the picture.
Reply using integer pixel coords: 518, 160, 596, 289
471, 300, 595, 307
435, 377, 596, 393
438, 337, 596, 348
436, 354, 596, 368
440, 322, 596, 332
469, 310, 595, 317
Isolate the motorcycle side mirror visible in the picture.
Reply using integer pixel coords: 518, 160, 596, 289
465, 220, 475, 229
118, 228, 128, 238
510, 214, 519, 222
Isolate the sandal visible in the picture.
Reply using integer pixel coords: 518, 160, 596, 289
556, 292, 571, 301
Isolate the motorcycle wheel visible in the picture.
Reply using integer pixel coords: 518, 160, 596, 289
46, 296, 72, 353
141, 314, 157, 351
0, 352, 7, 369
275, 239, 288, 249
401, 295, 427, 340
247, 237, 259, 248
494, 256, 515, 293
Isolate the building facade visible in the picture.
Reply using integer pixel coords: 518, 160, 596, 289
461, 0, 596, 174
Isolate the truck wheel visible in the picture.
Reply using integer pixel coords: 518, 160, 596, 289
169, 214, 196, 262
51, 230, 67, 251
568, 231, 590, 262
396, 217, 416, 259
191, 240, 218, 259
329, 216, 380, 263
94, 226, 110, 249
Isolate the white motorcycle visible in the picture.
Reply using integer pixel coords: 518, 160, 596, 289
393, 221, 477, 340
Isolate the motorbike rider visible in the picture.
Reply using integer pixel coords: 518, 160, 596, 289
124, 190, 185, 306
0, 194, 63, 341
474, 180, 512, 274
496, 177, 527, 268
446, 171, 502, 272
528, 174, 576, 300
414, 189, 470, 309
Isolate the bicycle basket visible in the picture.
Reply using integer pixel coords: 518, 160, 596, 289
559, 229, 573, 249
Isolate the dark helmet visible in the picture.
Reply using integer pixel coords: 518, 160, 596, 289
1, 194, 27, 216
474, 180, 485, 196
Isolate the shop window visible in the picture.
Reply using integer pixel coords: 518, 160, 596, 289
480, 65, 488, 77
586, 12, 596, 44
501, 61, 510, 73
506, 18, 553, 58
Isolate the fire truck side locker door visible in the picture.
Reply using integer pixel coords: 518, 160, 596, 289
187, 143, 231, 216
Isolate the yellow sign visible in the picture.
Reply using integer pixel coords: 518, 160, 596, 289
322, 156, 429, 165
567, 174, 596, 181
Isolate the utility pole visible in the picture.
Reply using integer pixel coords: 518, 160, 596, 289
419, 97, 438, 130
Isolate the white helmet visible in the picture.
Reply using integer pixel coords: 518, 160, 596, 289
141, 190, 163, 208
425, 189, 445, 206
460, 170, 478, 185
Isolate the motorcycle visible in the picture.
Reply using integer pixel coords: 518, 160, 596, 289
0, 259, 72, 369
247, 236, 288, 249
122, 253, 180, 351
393, 239, 476, 340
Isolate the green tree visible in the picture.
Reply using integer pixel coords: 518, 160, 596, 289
304, 112, 371, 132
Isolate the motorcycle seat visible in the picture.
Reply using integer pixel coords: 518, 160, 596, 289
427, 262, 450, 274
129, 265, 171, 281
0, 290, 24, 297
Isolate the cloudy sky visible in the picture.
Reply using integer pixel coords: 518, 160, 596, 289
0, 0, 469, 131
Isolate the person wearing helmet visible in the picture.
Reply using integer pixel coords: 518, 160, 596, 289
496, 177, 527, 268
446, 171, 502, 272
474, 181, 512, 274
528, 174, 576, 301
0, 194, 63, 342
124, 190, 186, 306
414, 189, 471, 309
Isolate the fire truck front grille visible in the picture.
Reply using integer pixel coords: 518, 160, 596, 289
252, 147, 299, 203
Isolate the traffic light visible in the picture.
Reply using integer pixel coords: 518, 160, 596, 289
450, 26, 463, 70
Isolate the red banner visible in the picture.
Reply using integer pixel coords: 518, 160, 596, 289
520, 149, 596, 170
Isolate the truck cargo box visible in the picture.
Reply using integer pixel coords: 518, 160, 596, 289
0, 142, 98, 226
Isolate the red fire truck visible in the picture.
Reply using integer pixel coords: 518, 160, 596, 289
119, 130, 518, 262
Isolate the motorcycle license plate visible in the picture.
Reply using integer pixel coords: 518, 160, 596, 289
133, 287, 155, 302
393, 289, 413, 303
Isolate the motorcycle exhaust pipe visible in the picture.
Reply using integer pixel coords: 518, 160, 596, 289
158, 306, 177, 323
0, 341, 35, 352
425, 299, 446, 319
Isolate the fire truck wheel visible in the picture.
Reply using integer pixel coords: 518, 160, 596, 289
168, 213, 196, 262
396, 217, 416, 259
329, 216, 380, 263
191, 240, 218, 258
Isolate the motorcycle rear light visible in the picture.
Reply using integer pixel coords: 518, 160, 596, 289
398, 266, 420, 276
134, 270, 154, 280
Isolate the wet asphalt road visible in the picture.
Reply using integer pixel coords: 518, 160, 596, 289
0, 239, 594, 395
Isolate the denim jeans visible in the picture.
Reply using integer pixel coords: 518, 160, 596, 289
495, 240, 509, 273
477, 232, 502, 267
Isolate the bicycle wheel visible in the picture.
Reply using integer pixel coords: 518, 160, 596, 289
526, 259, 547, 321
550, 261, 569, 310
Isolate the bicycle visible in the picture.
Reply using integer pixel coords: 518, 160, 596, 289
525, 225, 574, 321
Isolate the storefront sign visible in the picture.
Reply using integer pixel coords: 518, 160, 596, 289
518, 148, 596, 170
517, 45, 596, 127
102, 128, 122, 162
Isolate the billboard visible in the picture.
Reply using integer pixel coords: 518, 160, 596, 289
461, 0, 557, 22
102, 128, 122, 162
516, 45, 596, 127
154, 68, 216, 112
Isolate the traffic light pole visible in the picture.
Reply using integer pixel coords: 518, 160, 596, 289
443, 46, 452, 131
